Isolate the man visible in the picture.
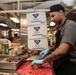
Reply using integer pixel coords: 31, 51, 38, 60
7, 30, 13, 42
32, 4, 76, 75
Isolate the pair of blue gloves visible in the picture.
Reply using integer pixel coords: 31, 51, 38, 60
32, 49, 49, 65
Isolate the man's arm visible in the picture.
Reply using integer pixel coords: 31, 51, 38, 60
43, 42, 71, 62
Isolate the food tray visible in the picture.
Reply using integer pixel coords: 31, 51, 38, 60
0, 56, 24, 70
0, 54, 23, 59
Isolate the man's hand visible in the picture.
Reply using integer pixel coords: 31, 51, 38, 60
40, 49, 49, 58
32, 59, 44, 65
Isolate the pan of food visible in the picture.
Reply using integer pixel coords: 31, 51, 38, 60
0, 56, 24, 70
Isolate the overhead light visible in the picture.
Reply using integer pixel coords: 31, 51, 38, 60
61, 0, 75, 6
48, 34, 53, 36
47, 28, 49, 31
12, 29, 19, 31
50, 22, 55, 26
20, 33, 28, 36
10, 17, 20, 23
0, 23, 8, 27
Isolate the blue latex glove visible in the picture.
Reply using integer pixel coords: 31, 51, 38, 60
40, 49, 49, 58
32, 59, 43, 65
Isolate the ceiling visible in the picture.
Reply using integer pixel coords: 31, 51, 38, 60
0, 0, 76, 30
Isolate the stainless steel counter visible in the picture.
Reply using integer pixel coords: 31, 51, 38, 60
0, 71, 23, 75
0, 69, 16, 73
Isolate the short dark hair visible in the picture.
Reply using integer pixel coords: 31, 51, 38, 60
8, 30, 12, 35
50, 4, 65, 13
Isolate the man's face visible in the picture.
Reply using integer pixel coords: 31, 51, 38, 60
49, 11, 61, 24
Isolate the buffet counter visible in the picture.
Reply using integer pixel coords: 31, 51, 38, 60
0, 62, 53, 75
0, 55, 54, 75
0, 45, 54, 75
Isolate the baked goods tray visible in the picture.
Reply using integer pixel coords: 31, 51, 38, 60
0, 56, 24, 70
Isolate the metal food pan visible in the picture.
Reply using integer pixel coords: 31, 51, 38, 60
0, 72, 24, 75
0, 55, 23, 59
0, 56, 24, 70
